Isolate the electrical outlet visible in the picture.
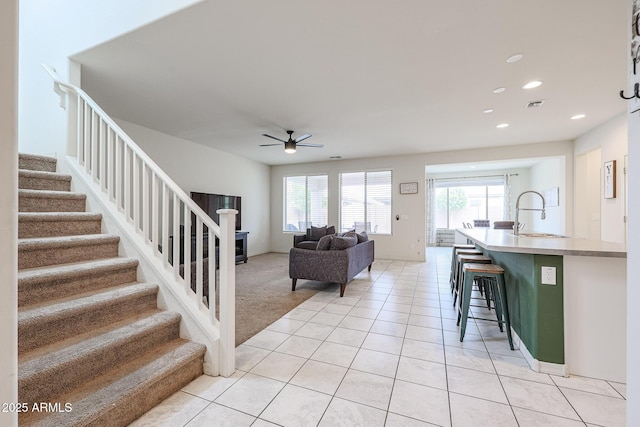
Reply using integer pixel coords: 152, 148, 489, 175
541, 266, 557, 285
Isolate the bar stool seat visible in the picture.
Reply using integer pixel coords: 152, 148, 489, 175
458, 263, 514, 350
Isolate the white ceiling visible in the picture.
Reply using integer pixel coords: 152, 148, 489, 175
73, 0, 628, 166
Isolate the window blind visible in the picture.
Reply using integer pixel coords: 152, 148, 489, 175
339, 170, 392, 234
283, 175, 328, 231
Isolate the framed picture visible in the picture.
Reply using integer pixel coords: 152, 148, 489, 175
400, 182, 418, 194
604, 160, 616, 199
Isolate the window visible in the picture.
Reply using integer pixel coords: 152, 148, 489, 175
434, 177, 504, 229
339, 170, 392, 234
283, 175, 328, 232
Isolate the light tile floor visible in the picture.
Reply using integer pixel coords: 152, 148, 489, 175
132, 247, 627, 427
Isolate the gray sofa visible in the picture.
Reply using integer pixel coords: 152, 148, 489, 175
289, 238, 374, 297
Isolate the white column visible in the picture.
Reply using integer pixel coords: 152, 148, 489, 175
627, 0, 640, 422
217, 209, 237, 377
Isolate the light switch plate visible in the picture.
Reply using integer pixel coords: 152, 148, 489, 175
541, 266, 557, 285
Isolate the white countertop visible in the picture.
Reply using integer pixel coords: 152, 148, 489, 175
457, 228, 627, 258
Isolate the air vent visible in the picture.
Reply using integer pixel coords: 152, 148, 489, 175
526, 100, 545, 108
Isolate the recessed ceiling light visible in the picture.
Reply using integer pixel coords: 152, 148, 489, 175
571, 114, 586, 120
506, 53, 523, 63
493, 87, 506, 94
523, 80, 542, 89
483, 108, 494, 114
496, 123, 509, 129
469, 165, 477, 169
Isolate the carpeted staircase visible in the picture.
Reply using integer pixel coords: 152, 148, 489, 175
17, 153, 206, 426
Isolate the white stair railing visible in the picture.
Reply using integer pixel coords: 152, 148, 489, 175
43, 65, 236, 376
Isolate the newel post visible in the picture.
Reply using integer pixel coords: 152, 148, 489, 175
217, 208, 237, 377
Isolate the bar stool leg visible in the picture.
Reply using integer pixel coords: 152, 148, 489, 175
496, 274, 514, 350
458, 271, 475, 341
489, 278, 504, 332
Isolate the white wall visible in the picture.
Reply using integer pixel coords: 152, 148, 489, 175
0, 0, 18, 425
116, 120, 271, 257
626, 0, 640, 420
271, 140, 574, 260
527, 157, 566, 235
18, 0, 201, 156
574, 149, 602, 240
574, 114, 627, 243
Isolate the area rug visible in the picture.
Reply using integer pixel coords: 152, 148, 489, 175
234, 252, 329, 345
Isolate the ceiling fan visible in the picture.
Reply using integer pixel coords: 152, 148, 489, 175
260, 130, 323, 154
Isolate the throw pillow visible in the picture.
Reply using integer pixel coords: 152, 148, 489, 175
342, 231, 358, 240
326, 225, 336, 235
309, 225, 327, 241
356, 231, 368, 243
330, 235, 357, 250
316, 234, 333, 251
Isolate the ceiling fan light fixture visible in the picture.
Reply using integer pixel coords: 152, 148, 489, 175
284, 140, 296, 153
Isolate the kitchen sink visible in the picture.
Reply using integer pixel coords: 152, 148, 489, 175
512, 232, 568, 238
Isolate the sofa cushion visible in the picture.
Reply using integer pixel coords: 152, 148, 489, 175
308, 225, 328, 241
356, 231, 368, 243
316, 234, 333, 251
330, 235, 357, 250
297, 240, 319, 250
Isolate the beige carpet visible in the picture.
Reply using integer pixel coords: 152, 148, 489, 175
234, 252, 330, 345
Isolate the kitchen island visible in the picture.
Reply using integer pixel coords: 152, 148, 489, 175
456, 228, 627, 382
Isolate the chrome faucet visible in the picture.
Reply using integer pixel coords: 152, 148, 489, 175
513, 190, 546, 235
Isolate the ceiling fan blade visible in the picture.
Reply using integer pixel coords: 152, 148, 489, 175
262, 134, 287, 143
259, 143, 282, 147
296, 143, 324, 148
294, 133, 312, 143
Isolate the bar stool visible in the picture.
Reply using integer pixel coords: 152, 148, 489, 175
449, 245, 481, 292
453, 254, 492, 307
449, 244, 476, 282
450, 249, 483, 293
458, 263, 514, 350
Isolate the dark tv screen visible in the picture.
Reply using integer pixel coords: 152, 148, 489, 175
191, 192, 241, 231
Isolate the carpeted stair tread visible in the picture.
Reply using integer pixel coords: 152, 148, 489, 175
19, 212, 103, 238
19, 339, 206, 427
18, 257, 139, 307
18, 233, 119, 250
19, 212, 102, 222
19, 169, 72, 191
19, 153, 57, 172
20, 308, 162, 363
18, 234, 120, 269
19, 189, 86, 212
19, 311, 182, 405
18, 282, 159, 353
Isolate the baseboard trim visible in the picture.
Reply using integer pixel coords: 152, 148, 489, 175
511, 327, 568, 377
